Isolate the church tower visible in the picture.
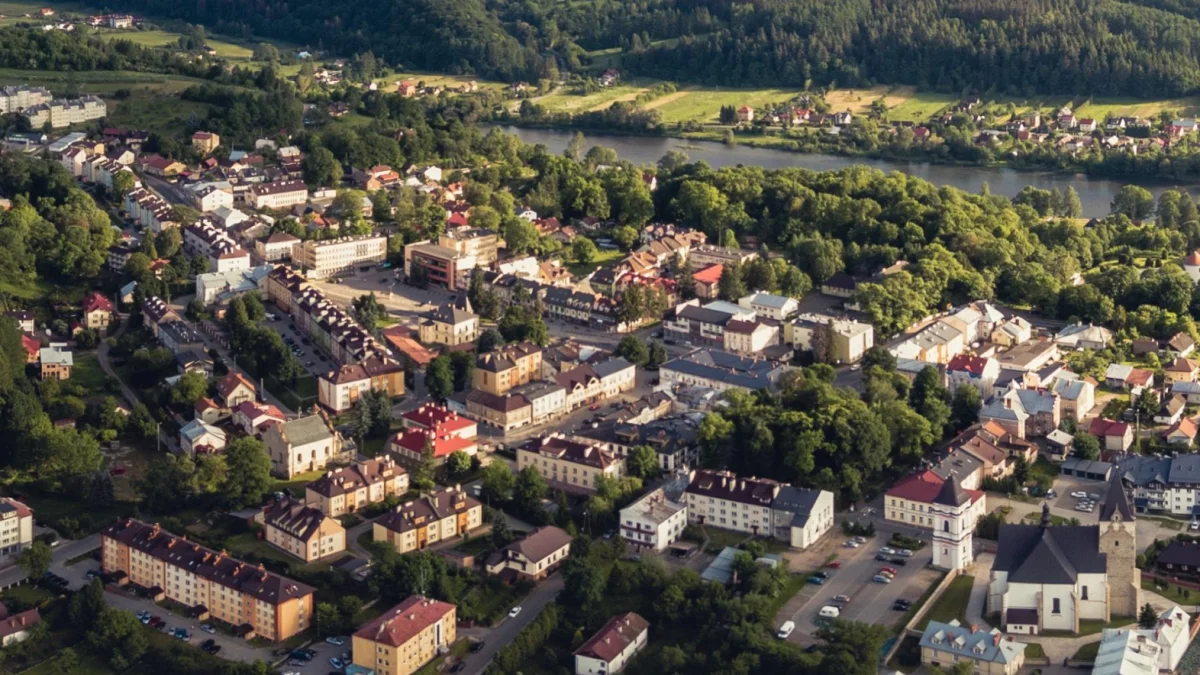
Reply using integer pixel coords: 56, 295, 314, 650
1098, 472, 1140, 618
930, 476, 974, 571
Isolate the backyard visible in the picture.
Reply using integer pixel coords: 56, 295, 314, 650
915, 575, 974, 630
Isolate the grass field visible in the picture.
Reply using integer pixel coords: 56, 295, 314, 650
70, 352, 110, 392
96, 28, 257, 61
106, 91, 213, 137
1072, 641, 1101, 662
654, 86, 806, 124
0, 67, 204, 95
915, 574, 974, 630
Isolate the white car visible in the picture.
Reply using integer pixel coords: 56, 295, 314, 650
879, 547, 896, 555
509, 606, 522, 618
1071, 491, 1086, 498
1190, 521, 1199, 531
844, 540, 860, 548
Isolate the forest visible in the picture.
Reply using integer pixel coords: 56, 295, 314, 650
95, 0, 1200, 96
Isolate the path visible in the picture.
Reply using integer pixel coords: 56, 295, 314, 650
97, 314, 140, 408
964, 552, 994, 629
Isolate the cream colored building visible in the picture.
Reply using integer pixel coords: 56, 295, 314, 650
23, 96, 106, 128
263, 414, 344, 478
619, 488, 686, 553
372, 486, 482, 554
0, 85, 50, 114
786, 314, 874, 363
474, 342, 543, 395
885, 470, 987, 531
260, 499, 346, 563
351, 596, 456, 675
517, 435, 625, 493
723, 319, 778, 355
574, 613, 649, 675
249, 180, 309, 210
920, 620, 1026, 675
101, 519, 314, 641
0, 498, 34, 563
295, 235, 387, 279
305, 457, 409, 517
418, 301, 478, 346
485, 526, 572, 581
684, 470, 777, 536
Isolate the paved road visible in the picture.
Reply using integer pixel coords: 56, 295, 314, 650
461, 573, 564, 675
142, 174, 192, 207
0, 533, 101, 590
97, 314, 141, 409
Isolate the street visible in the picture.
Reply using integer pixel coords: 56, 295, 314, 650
0, 533, 101, 590
460, 573, 564, 675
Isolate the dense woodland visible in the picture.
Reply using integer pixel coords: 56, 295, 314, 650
88, 0, 1200, 96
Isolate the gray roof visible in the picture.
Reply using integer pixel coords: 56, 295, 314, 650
993, 524, 1106, 583
773, 486, 826, 528
662, 350, 786, 392
592, 357, 633, 379
1099, 472, 1134, 522
429, 302, 476, 325
919, 620, 1026, 665
677, 305, 735, 326
933, 477, 969, 507
1168, 454, 1200, 486
1122, 456, 1172, 486
931, 450, 984, 484
1174, 381, 1200, 395
1061, 457, 1112, 476
1053, 378, 1087, 401
700, 546, 740, 584
743, 292, 795, 310
281, 415, 333, 446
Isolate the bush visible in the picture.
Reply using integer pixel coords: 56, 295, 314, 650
889, 533, 924, 550
841, 520, 875, 536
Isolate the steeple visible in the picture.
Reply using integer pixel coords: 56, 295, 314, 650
1040, 501, 1051, 528
1099, 470, 1134, 523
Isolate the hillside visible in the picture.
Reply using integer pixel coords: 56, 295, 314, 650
101, 0, 1200, 97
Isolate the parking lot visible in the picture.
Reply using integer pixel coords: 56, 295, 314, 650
782, 533, 941, 644
264, 314, 335, 379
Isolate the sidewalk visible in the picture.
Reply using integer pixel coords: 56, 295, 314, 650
964, 553, 993, 629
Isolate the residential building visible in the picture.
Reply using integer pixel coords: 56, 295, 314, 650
183, 220, 251, 273
785, 313, 874, 363
663, 300, 753, 349
232, 401, 286, 435
439, 227, 501, 268
574, 613, 649, 675
517, 435, 625, 493
179, 419, 227, 454
723, 319, 780, 355
593, 357, 636, 399
294, 235, 387, 279
372, 486, 482, 553
771, 485, 836, 549
946, 354, 1001, 396
688, 245, 757, 269
684, 469, 778, 536
216, 372, 256, 408
737, 292, 799, 321
619, 487, 687, 553
0, 498, 34, 563
305, 457, 409, 518
101, 519, 314, 641
890, 319, 965, 364
886, 470, 986, 531
260, 499, 345, 563
5, 311, 34, 333
263, 414, 344, 478
692, 264, 723, 299
317, 358, 405, 413
388, 423, 479, 466
979, 387, 1060, 439
157, 322, 204, 355
995, 339, 1059, 373
485, 526, 573, 582
515, 382, 567, 425
1155, 394, 1187, 426
1090, 418, 1133, 454
39, 346, 72, 380
919, 620, 1026, 675
1164, 357, 1199, 385
1166, 417, 1198, 446
1091, 629, 1162, 675
660, 349, 791, 394
987, 482, 1139, 634
195, 264, 273, 305
256, 232, 300, 262
350, 596, 456, 675
0, 604, 41, 647
474, 342, 543, 395
0, 85, 51, 114
191, 131, 220, 154
1053, 376, 1096, 422
465, 390, 533, 431
417, 300, 478, 347
248, 181, 308, 210
1055, 323, 1113, 350
572, 417, 700, 473
190, 184, 234, 212
22, 96, 106, 128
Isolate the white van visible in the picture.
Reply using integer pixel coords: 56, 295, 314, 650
776, 621, 795, 639
818, 606, 841, 619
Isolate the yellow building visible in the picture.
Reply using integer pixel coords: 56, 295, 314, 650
100, 519, 313, 642
305, 457, 409, 518
473, 342, 543, 395
417, 300, 478, 347
352, 596, 456, 675
372, 486, 482, 553
516, 435, 624, 493
191, 131, 221, 154
260, 499, 346, 563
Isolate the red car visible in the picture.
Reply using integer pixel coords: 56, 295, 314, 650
826, 560, 842, 569
109, 464, 127, 476
588, 404, 601, 411
880, 566, 898, 576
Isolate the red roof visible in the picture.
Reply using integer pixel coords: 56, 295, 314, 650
447, 212, 470, 228
574, 612, 649, 662
947, 354, 989, 376
1090, 417, 1130, 438
20, 334, 38, 357
82, 291, 114, 315
1127, 368, 1154, 387
1185, 250, 1200, 266
401, 404, 475, 435
886, 470, 983, 505
693, 264, 723, 285
355, 596, 454, 648
391, 428, 477, 458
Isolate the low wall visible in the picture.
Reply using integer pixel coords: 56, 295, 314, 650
882, 567, 960, 664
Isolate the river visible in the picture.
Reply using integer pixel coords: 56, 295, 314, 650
493, 125, 1200, 217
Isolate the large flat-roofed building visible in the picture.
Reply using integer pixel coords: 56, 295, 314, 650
660, 349, 791, 394
517, 435, 625, 493
485, 526, 572, 582
295, 235, 387, 279
195, 264, 273, 305
260, 499, 346, 563
404, 241, 465, 290
372, 486, 482, 554
351, 596, 456, 675
100, 519, 314, 641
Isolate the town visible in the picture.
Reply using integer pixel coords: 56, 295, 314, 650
2, 8, 1200, 675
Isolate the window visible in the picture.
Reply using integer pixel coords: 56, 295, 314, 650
1081, 586, 1088, 600
1052, 598, 1061, 614
943, 520, 950, 533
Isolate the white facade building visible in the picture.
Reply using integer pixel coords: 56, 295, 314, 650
619, 488, 687, 553
295, 235, 387, 279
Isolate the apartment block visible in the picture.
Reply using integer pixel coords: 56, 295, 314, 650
0, 85, 51, 114
305, 457, 409, 518
295, 235, 386, 279
351, 596, 456, 675
474, 342, 543, 395
372, 486, 482, 554
23, 96, 106, 129
260, 499, 346, 563
249, 180, 308, 211
619, 488, 686, 553
100, 519, 314, 641
0, 498, 34, 562
517, 435, 625, 493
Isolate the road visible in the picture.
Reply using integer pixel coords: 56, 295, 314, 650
0, 533, 101, 590
96, 314, 141, 409
461, 573, 564, 675
142, 174, 193, 207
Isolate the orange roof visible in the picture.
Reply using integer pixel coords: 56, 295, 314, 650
381, 326, 437, 366
391, 428, 477, 458
1186, 250, 1200, 266
355, 596, 454, 647
20, 334, 38, 357
216, 372, 255, 400
1168, 417, 1198, 440
693, 264, 723, 285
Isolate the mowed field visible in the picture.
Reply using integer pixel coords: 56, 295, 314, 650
95, 28, 258, 60
0, 67, 206, 94
374, 71, 510, 94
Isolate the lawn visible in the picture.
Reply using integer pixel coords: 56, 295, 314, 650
1074, 96, 1200, 120
222, 531, 332, 573
530, 82, 655, 115
374, 71, 508, 94
566, 247, 624, 277
2, 583, 55, 607
886, 91, 958, 122
271, 469, 325, 495
454, 535, 496, 557
1025, 642, 1047, 659
70, 352, 110, 393
415, 638, 471, 675
0, 277, 57, 300
1142, 515, 1186, 531
763, 573, 810, 621
23, 653, 114, 675
97, 29, 257, 60
653, 86, 809, 124
915, 574, 974, 630
1072, 640, 1101, 661
1142, 577, 1200, 604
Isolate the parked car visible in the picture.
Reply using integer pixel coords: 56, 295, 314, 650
1088, 493, 1100, 500
844, 540, 860, 548
826, 560, 842, 569
892, 599, 912, 611
808, 575, 827, 585
812, 571, 829, 579
450, 663, 467, 673
329, 658, 345, 669
509, 606, 522, 618
470, 641, 486, 653
831, 594, 851, 605
200, 624, 215, 634
326, 636, 345, 646
853, 536, 867, 544
880, 566, 898, 575
888, 557, 908, 566
873, 574, 893, 584
875, 553, 890, 562
895, 549, 913, 557
1071, 491, 1086, 498
879, 547, 896, 555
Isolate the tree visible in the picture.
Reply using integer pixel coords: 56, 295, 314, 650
302, 146, 343, 188
718, 260, 747, 300
352, 293, 386, 331
169, 371, 208, 406
514, 465, 548, 511
449, 351, 474, 392
646, 340, 668, 370
426, 354, 454, 400
1111, 185, 1155, 220
1073, 431, 1101, 460
1139, 602, 1158, 629
565, 132, 587, 160
222, 437, 272, 509
626, 445, 659, 479
315, 603, 340, 637
1063, 186, 1083, 217
480, 460, 515, 503
412, 440, 437, 491
571, 237, 598, 265
950, 385, 982, 431
446, 450, 472, 477
87, 608, 148, 670
658, 150, 688, 173
55, 648, 80, 674
862, 346, 896, 371
111, 170, 136, 199
17, 540, 51, 577
562, 559, 606, 612
613, 335, 649, 366
477, 328, 504, 353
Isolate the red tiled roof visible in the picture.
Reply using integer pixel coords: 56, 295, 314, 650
401, 404, 475, 434
20, 334, 38, 357
82, 291, 114, 315
355, 596, 455, 648
1127, 368, 1154, 387
1168, 417, 1198, 440
574, 612, 648, 663
947, 354, 989, 376
216, 372, 255, 400
1090, 417, 1129, 437
886, 470, 983, 505
693, 264, 723, 285
391, 428, 477, 457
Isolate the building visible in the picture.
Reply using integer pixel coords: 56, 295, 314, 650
987, 479, 1139, 634
195, 264, 273, 305
179, 419, 227, 454
946, 354, 1000, 396
191, 131, 221, 154
1120, 454, 1200, 515
1090, 418, 1133, 454
0, 498, 34, 563
0, 604, 42, 647
890, 319, 965, 364
771, 485, 836, 549
474, 342, 543, 395
0, 85, 51, 114
418, 300, 478, 347
81, 291, 114, 331
684, 470, 778, 536
249, 181, 308, 211
1092, 628, 1162, 675
260, 499, 346, 563
979, 387, 1060, 439
183, 220, 251, 273
39, 346, 72, 380
295, 235, 387, 279
263, 414, 344, 478
318, 357, 405, 413
919, 619, 1026, 675
572, 417, 698, 473
1055, 323, 1113, 350
372, 486, 482, 554
388, 423, 479, 466
885, 470, 986, 532
305, 457, 409, 518
929, 477, 976, 571
101, 519, 314, 641
660, 349, 791, 394
619, 487, 687, 553
486, 525, 573, 581
1053, 376, 1096, 422
351, 596, 456, 675
23, 96, 107, 128
517, 435, 625, 493
785, 313, 874, 363
574, 612, 649, 675
404, 240, 474, 290
737, 292, 799, 321
256, 232, 301, 263
692, 264, 723, 299
723, 319, 780, 355
190, 184, 234, 213
216, 372, 256, 408
995, 339, 1060, 373
232, 401, 286, 435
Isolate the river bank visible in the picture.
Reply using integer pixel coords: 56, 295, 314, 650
489, 124, 1200, 217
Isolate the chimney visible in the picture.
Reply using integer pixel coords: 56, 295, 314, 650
970, 624, 978, 634
992, 633, 1001, 646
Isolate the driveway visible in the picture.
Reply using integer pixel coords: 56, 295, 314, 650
0, 533, 101, 590
461, 574, 564, 675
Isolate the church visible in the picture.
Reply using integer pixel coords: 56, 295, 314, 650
986, 474, 1139, 635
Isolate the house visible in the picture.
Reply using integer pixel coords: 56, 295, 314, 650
1155, 394, 1187, 426
474, 342, 543, 395
350, 596, 456, 675
1055, 323, 1113, 350
305, 457, 408, 517
1090, 418, 1133, 453
736, 106, 754, 123
216, 372, 256, 407
5, 310, 34, 333
660, 349, 791, 394
1173, 380, 1200, 404
176, 350, 213, 377
979, 387, 1060, 439
919, 619, 1026, 675
890, 319, 965, 365
820, 272, 859, 298
1165, 417, 1198, 446
571, 416, 699, 473
619, 488, 687, 553
179, 419, 227, 454
465, 390, 533, 431
1052, 376, 1096, 421
692, 264, 723, 299
372, 486, 482, 554
770, 485, 836, 549
946, 354, 1001, 396
486, 525, 573, 582
1167, 332, 1196, 358
991, 317, 1033, 347
20, 334, 39, 363
1164, 357, 1200, 385
388, 422, 479, 466
260, 498, 345, 563
39, 346, 72, 380
786, 314, 874, 363
263, 414, 344, 478
737, 292, 799, 321
191, 131, 221, 154
886, 469, 986, 530
574, 612, 649, 675
248, 180, 308, 210
417, 300, 478, 347
517, 435, 624, 493
0, 604, 41, 647
987, 483, 1139, 635
0, 498, 34, 563
722, 319, 780, 355
232, 401, 286, 436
